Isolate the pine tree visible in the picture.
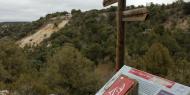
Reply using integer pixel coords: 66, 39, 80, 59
141, 43, 173, 76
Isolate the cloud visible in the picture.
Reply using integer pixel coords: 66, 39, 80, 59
0, 0, 188, 22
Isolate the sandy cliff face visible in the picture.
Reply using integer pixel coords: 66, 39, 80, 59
18, 15, 71, 48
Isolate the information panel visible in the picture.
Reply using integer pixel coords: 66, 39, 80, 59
96, 65, 190, 95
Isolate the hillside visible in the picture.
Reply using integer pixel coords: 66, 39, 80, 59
0, 1, 190, 95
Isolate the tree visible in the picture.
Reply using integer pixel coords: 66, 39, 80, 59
45, 46, 100, 95
0, 39, 31, 86
141, 43, 173, 76
71, 9, 82, 15
168, 59, 190, 85
183, 2, 190, 15
13, 74, 49, 95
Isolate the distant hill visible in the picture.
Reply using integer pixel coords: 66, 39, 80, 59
0, 22, 30, 24
0, 22, 30, 29
0, 12, 69, 40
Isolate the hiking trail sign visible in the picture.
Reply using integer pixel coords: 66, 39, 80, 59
102, 0, 149, 71
123, 8, 148, 21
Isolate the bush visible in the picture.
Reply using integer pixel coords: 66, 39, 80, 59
13, 74, 48, 95
0, 39, 30, 85
141, 43, 173, 76
45, 46, 100, 95
183, 2, 190, 15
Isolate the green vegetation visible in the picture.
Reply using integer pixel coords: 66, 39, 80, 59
183, 2, 190, 15
45, 46, 99, 95
0, 39, 31, 89
0, 1, 190, 94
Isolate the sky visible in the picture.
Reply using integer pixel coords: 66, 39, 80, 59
0, 0, 189, 22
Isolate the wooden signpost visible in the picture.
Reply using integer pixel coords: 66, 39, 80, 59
103, 0, 149, 71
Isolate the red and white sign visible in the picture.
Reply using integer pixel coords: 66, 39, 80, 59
129, 69, 175, 88
103, 75, 135, 95
129, 69, 153, 80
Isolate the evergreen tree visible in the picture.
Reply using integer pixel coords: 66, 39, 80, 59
141, 43, 173, 76
45, 46, 100, 95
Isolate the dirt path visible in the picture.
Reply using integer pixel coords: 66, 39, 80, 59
18, 19, 69, 47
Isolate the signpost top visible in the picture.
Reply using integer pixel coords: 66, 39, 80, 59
122, 8, 149, 21
103, 0, 118, 7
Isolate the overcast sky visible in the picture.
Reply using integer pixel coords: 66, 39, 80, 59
0, 0, 189, 22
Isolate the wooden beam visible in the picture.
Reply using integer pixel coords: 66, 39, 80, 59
116, 0, 126, 71
123, 8, 148, 17
122, 13, 148, 21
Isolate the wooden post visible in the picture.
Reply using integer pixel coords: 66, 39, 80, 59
116, 0, 126, 71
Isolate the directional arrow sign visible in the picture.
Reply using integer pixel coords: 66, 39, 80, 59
103, 0, 118, 7
122, 8, 148, 21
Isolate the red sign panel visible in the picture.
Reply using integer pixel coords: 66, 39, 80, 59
129, 69, 154, 80
129, 69, 175, 88
103, 75, 135, 95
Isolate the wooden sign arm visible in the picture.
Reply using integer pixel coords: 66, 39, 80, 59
123, 8, 148, 17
